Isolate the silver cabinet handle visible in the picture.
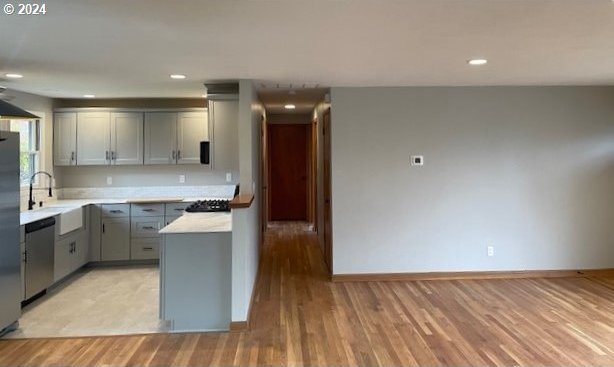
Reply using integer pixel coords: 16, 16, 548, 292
110, 210, 123, 213
142, 226, 156, 230
177, 150, 181, 159
172, 151, 176, 160
142, 208, 155, 212
111, 151, 116, 160
143, 247, 154, 251
105, 151, 109, 160
173, 208, 184, 212
71, 151, 75, 162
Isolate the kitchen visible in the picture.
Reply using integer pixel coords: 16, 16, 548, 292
0, 82, 260, 338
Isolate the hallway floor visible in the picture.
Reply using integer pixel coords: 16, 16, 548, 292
0, 225, 613, 366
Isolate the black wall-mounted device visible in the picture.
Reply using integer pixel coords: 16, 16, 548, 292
200, 141, 210, 164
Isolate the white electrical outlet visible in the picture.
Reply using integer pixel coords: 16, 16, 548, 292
179, 175, 186, 183
106, 176, 113, 185
411, 155, 424, 166
226, 172, 232, 182
487, 246, 495, 257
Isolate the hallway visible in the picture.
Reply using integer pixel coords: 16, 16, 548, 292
0, 224, 613, 366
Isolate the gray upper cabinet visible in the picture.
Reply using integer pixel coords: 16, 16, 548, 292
144, 112, 177, 165
76, 112, 111, 166
111, 112, 144, 165
177, 112, 208, 165
210, 101, 239, 171
53, 112, 77, 166
55, 108, 208, 167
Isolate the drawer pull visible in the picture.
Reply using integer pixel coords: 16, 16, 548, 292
174, 208, 185, 212
142, 226, 156, 230
142, 247, 154, 251
142, 209, 155, 212
110, 210, 124, 213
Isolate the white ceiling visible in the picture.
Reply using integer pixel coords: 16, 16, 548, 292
1, 0, 614, 101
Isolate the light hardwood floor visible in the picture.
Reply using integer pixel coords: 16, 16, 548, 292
0, 224, 613, 366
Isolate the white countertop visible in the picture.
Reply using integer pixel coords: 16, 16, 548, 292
159, 212, 232, 234
19, 197, 209, 226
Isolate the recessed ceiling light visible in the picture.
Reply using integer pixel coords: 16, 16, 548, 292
83, 94, 95, 98
5, 73, 23, 79
284, 104, 296, 110
468, 59, 488, 66
170, 74, 186, 79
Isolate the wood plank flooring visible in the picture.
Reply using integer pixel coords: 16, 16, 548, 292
1, 224, 613, 366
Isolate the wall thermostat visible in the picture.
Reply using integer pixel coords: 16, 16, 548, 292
411, 155, 424, 166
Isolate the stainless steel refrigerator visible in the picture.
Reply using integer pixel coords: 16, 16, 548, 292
0, 131, 21, 335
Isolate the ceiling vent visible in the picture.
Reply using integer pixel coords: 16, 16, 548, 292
203, 81, 239, 100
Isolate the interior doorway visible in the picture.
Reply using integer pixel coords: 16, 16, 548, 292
267, 123, 312, 222
322, 108, 333, 273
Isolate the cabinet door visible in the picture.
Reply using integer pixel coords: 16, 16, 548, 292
144, 112, 177, 165
54, 238, 73, 282
53, 112, 77, 166
101, 218, 130, 261
72, 230, 89, 270
76, 112, 111, 166
111, 112, 143, 165
210, 101, 239, 171
177, 111, 208, 164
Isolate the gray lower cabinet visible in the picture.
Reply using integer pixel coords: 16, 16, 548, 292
54, 229, 89, 282
20, 239, 25, 301
101, 217, 131, 261
131, 238, 160, 260
130, 204, 163, 260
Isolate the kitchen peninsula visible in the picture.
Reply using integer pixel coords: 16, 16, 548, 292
159, 212, 232, 332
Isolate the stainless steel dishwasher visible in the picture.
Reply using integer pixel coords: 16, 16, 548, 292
24, 217, 55, 301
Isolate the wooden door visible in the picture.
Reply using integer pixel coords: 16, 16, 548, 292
111, 112, 144, 165
323, 109, 333, 273
268, 124, 309, 221
76, 112, 111, 166
177, 111, 208, 165
144, 112, 177, 165
53, 112, 77, 166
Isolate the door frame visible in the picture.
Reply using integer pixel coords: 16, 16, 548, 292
322, 108, 333, 274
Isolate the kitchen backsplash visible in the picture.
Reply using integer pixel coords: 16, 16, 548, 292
59, 185, 237, 200
20, 188, 58, 211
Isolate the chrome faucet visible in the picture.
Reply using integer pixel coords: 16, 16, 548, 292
28, 171, 53, 211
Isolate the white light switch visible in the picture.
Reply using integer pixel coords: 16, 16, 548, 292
106, 176, 113, 185
179, 175, 186, 183
487, 246, 495, 257
226, 172, 232, 182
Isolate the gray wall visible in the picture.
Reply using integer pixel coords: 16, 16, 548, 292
331, 87, 614, 274
231, 80, 264, 322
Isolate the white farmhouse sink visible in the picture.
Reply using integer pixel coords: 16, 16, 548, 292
57, 206, 83, 235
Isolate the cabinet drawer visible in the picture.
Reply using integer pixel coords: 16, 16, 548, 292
101, 204, 130, 218
165, 202, 193, 216
131, 216, 164, 237
131, 238, 160, 260
164, 215, 181, 227
131, 203, 165, 217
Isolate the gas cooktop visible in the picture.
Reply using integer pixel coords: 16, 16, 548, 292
185, 199, 231, 213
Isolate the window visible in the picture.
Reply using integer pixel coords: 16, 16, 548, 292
9, 119, 41, 186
